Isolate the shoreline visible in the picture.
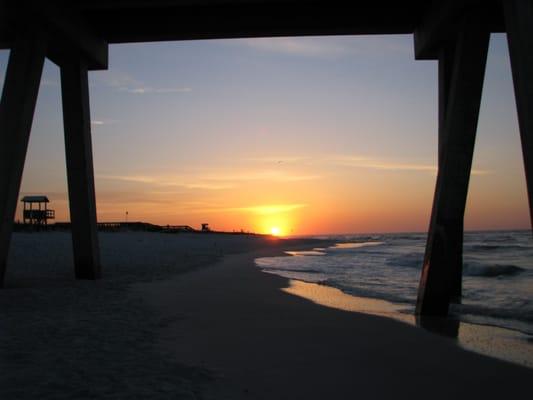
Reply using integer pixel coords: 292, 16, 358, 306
275, 276, 533, 369
137, 243, 532, 398
3, 231, 532, 398
255, 240, 533, 369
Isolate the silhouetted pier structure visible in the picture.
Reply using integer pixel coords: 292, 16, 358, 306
0, 1, 531, 316
163, 225, 196, 233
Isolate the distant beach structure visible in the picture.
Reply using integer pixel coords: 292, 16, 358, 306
20, 195, 55, 226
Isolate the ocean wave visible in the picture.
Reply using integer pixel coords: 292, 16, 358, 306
264, 267, 325, 274
330, 241, 384, 250
385, 254, 423, 269
464, 263, 526, 277
453, 302, 533, 326
256, 230, 533, 337
326, 235, 383, 242
318, 278, 414, 305
285, 250, 326, 256
467, 244, 529, 252
388, 235, 426, 241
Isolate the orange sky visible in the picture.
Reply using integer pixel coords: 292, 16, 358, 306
5, 35, 531, 235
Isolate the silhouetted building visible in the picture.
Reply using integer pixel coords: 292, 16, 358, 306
21, 196, 55, 226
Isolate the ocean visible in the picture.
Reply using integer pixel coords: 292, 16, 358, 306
255, 230, 533, 338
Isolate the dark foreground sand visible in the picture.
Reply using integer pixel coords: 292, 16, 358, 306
137, 249, 533, 400
2, 232, 532, 399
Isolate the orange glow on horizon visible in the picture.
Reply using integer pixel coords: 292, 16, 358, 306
270, 226, 281, 236
12, 35, 532, 236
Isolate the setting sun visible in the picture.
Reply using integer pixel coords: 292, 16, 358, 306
270, 227, 281, 236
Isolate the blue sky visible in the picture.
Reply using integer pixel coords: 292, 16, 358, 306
0, 34, 528, 233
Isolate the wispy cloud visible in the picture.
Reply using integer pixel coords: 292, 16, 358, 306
325, 155, 490, 175
227, 204, 307, 215
327, 155, 435, 171
123, 87, 192, 94
96, 70, 191, 95
91, 119, 120, 126
98, 168, 320, 191
250, 154, 490, 175
98, 174, 234, 190
239, 37, 351, 57
181, 182, 235, 190
201, 170, 320, 182
235, 36, 412, 58
246, 156, 307, 164
96, 70, 141, 90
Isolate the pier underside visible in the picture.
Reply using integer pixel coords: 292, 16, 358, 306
0, 0, 531, 317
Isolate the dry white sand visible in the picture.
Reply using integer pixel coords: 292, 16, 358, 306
1, 231, 532, 399
0, 231, 320, 399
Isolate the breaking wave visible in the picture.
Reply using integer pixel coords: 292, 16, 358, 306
464, 263, 526, 277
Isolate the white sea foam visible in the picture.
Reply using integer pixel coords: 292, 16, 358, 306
256, 230, 533, 336
285, 250, 326, 256
331, 241, 384, 249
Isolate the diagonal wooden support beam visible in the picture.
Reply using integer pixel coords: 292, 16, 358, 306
438, 44, 455, 167
437, 43, 463, 304
60, 57, 101, 280
416, 19, 489, 316
0, 31, 46, 286
504, 0, 533, 230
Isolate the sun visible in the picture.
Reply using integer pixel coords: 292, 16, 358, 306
270, 227, 281, 236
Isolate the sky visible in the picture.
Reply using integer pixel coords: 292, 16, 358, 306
0, 34, 529, 235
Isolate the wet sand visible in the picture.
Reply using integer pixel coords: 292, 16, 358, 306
281, 278, 533, 369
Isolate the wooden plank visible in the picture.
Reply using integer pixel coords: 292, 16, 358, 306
60, 57, 101, 280
504, 0, 533, 230
0, 31, 46, 286
416, 19, 489, 316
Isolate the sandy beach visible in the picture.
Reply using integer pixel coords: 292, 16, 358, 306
1, 231, 532, 399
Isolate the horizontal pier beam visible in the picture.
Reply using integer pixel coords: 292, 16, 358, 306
0, 2, 108, 70
41, 4, 108, 70
414, 0, 502, 60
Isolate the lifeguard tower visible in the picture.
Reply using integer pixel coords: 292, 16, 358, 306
21, 196, 55, 226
